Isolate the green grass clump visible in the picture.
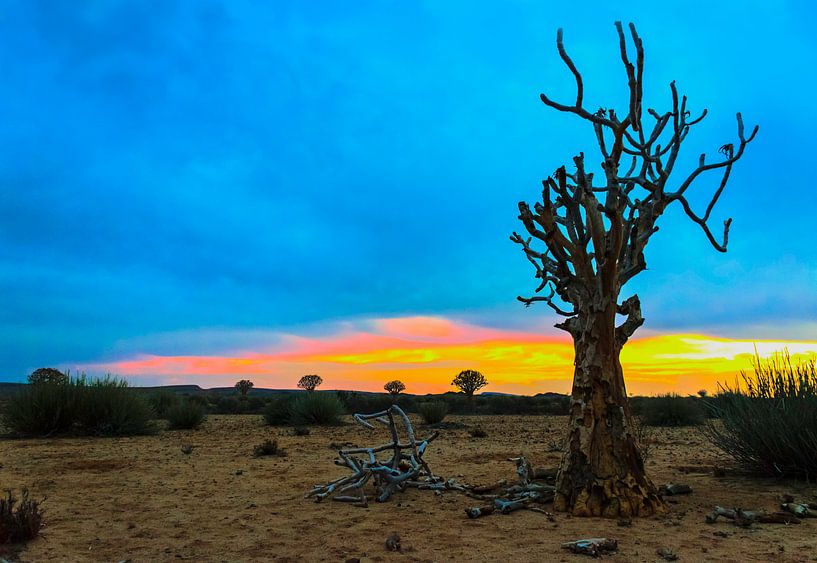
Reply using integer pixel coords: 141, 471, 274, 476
704, 352, 817, 477
165, 400, 207, 430
0, 489, 43, 546
253, 439, 286, 457
288, 392, 345, 426
417, 402, 448, 425
2, 375, 154, 436
640, 393, 704, 427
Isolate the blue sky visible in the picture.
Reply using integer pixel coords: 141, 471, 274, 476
1, 1, 815, 383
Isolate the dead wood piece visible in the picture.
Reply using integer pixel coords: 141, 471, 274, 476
470, 479, 507, 494
659, 483, 692, 496
706, 506, 801, 526
495, 497, 531, 514
782, 503, 817, 518
306, 405, 440, 505
561, 538, 618, 557
532, 467, 558, 482
510, 456, 533, 485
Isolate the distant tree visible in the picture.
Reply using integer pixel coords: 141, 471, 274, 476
28, 367, 69, 386
384, 380, 406, 397
297, 374, 323, 392
235, 379, 254, 397
697, 389, 708, 398
451, 370, 488, 397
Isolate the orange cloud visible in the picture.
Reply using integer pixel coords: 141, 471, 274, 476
82, 316, 817, 396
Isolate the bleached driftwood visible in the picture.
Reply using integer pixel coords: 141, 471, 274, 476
306, 405, 440, 505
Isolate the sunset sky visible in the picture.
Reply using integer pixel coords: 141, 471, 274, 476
1, 1, 815, 394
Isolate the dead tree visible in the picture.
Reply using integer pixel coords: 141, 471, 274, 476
511, 22, 758, 517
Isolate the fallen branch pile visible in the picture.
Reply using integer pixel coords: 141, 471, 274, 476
306, 405, 443, 506
465, 457, 557, 518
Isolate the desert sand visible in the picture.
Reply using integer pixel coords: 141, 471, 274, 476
2, 414, 816, 562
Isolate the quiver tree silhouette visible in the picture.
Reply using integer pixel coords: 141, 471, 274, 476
28, 367, 69, 386
384, 380, 406, 398
451, 370, 488, 397
511, 22, 758, 517
297, 374, 323, 392
235, 379, 254, 397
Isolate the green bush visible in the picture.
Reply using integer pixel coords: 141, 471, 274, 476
148, 391, 180, 417
289, 392, 344, 426
640, 393, 704, 427
263, 397, 293, 426
165, 400, 207, 430
417, 402, 448, 425
704, 352, 817, 477
2, 375, 154, 436
0, 489, 43, 546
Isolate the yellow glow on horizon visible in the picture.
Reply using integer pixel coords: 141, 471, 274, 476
82, 318, 817, 396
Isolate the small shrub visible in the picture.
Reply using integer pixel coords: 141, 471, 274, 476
640, 394, 704, 427
263, 397, 293, 426
165, 400, 207, 430
469, 427, 487, 438
704, 352, 817, 477
417, 402, 448, 425
0, 489, 43, 546
292, 426, 310, 436
289, 392, 344, 426
253, 439, 285, 457
148, 391, 180, 418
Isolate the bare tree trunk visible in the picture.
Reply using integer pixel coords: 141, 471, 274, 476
553, 305, 664, 517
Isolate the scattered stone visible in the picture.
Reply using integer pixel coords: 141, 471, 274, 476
660, 483, 692, 496
617, 518, 632, 527
657, 547, 679, 561
385, 532, 401, 552
561, 538, 618, 557
180, 445, 194, 455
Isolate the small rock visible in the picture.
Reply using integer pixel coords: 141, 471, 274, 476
385, 532, 401, 552
235, 469, 244, 476
617, 518, 632, 527
657, 547, 679, 561
180, 445, 194, 455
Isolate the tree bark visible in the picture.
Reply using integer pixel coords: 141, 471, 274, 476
553, 304, 665, 517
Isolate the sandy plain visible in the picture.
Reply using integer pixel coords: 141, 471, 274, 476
1, 414, 816, 562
